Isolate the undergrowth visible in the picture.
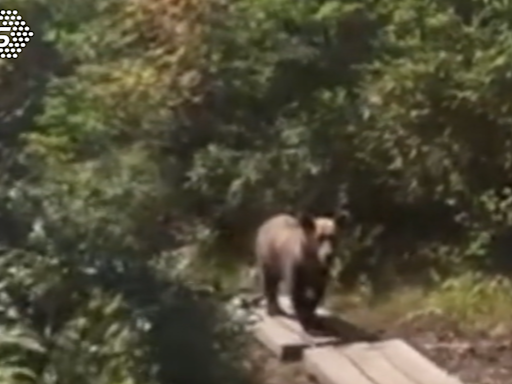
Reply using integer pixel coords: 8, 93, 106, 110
330, 272, 512, 334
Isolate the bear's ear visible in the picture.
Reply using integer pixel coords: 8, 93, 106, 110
297, 213, 315, 232
157, 213, 171, 225
334, 210, 350, 226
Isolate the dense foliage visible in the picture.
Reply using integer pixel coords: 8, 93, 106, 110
2, 0, 512, 382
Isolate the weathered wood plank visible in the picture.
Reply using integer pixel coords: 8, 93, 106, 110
253, 296, 341, 347
376, 339, 463, 384
276, 314, 339, 346
340, 342, 417, 384
253, 311, 307, 361
275, 296, 341, 345
253, 296, 465, 384
277, 295, 380, 344
277, 295, 331, 317
304, 346, 377, 384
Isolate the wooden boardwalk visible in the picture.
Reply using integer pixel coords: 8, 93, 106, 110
252, 297, 464, 384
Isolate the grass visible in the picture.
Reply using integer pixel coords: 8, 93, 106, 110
328, 272, 512, 334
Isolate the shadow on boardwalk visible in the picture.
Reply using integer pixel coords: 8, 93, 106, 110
319, 313, 383, 344
278, 311, 384, 349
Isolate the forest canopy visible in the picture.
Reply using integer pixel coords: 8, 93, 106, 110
1, 0, 512, 383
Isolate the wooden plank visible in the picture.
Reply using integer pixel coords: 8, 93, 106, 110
276, 313, 340, 346
304, 346, 377, 384
276, 295, 341, 345
375, 339, 463, 384
253, 311, 307, 361
277, 295, 380, 344
340, 342, 417, 384
252, 296, 340, 346
278, 295, 331, 317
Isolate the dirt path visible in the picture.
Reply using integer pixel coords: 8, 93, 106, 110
384, 315, 512, 384
347, 309, 512, 384
249, 311, 512, 384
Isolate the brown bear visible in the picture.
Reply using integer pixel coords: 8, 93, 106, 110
254, 213, 339, 332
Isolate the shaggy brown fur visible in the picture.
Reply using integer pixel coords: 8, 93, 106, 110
254, 213, 338, 332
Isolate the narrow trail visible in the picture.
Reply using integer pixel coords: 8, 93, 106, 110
379, 314, 512, 384
249, 304, 512, 384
